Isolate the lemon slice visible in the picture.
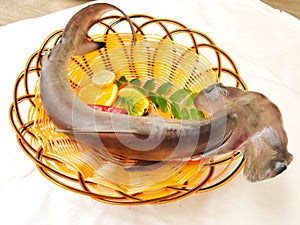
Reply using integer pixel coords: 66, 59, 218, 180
95, 84, 118, 106
77, 83, 99, 104
114, 87, 150, 116
92, 70, 116, 87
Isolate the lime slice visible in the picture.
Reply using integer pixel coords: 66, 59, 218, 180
114, 87, 150, 116
92, 70, 116, 87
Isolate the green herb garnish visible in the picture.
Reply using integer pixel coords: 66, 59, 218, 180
116, 77, 205, 120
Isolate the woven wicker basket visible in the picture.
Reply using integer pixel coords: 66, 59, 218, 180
9, 14, 247, 205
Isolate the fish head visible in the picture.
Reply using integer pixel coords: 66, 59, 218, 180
240, 89, 293, 182
243, 126, 293, 182
194, 83, 293, 182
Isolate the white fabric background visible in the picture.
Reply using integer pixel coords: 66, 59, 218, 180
1, 0, 299, 224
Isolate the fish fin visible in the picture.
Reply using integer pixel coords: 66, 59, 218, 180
74, 40, 106, 56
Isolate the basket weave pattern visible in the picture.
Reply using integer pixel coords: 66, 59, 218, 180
10, 14, 247, 205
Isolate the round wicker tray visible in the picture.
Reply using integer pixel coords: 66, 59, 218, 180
9, 14, 247, 205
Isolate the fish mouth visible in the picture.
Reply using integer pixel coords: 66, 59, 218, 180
269, 153, 293, 178
245, 163, 287, 182
272, 162, 287, 176
243, 150, 293, 182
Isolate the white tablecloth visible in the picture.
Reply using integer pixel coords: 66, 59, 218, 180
1, 0, 299, 224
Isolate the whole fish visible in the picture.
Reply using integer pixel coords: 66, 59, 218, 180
40, 3, 293, 182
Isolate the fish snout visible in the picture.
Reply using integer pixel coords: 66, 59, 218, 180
286, 152, 293, 165
273, 161, 287, 175
268, 151, 293, 179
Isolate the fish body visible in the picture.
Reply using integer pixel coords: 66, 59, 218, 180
40, 3, 292, 182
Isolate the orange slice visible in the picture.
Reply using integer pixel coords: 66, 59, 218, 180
95, 84, 118, 106
148, 103, 172, 118
92, 70, 116, 88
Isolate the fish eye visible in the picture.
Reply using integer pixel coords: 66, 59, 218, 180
205, 84, 228, 97
205, 84, 217, 93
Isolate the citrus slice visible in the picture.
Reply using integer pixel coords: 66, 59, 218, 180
92, 70, 116, 88
148, 103, 172, 118
95, 84, 118, 106
77, 83, 99, 104
114, 87, 150, 116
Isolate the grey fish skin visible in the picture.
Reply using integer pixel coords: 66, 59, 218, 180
40, 3, 292, 182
